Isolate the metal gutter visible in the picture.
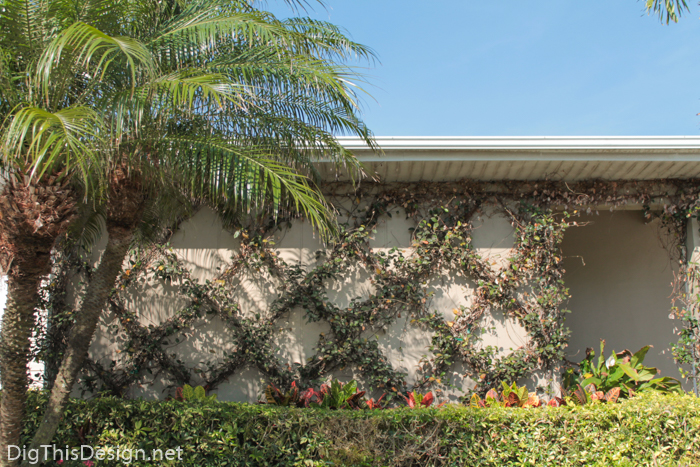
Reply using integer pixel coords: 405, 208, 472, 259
317, 136, 700, 181
337, 136, 700, 152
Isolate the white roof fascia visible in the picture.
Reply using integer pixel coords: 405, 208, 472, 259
334, 136, 700, 162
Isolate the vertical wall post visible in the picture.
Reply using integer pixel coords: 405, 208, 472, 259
685, 217, 700, 396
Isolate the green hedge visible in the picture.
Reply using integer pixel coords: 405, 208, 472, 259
21, 392, 700, 466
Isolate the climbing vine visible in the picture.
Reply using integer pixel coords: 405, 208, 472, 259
40, 180, 700, 399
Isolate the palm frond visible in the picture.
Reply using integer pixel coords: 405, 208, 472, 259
151, 9, 288, 66
253, 0, 327, 15
0, 45, 21, 114
106, 70, 255, 137
2, 105, 105, 191
199, 52, 377, 150
230, 83, 375, 144
151, 5, 377, 71
152, 71, 250, 109
107, 55, 375, 152
0, 0, 49, 61
47, 0, 123, 32
210, 54, 368, 102
65, 201, 106, 252
645, 0, 689, 24
133, 185, 194, 245
37, 21, 156, 97
281, 17, 377, 63
208, 111, 370, 181
124, 70, 252, 110
163, 136, 336, 238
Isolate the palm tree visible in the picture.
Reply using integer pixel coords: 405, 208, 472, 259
0, 2, 108, 457
0, 1, 377, 464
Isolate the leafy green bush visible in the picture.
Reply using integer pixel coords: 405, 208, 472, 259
563, 340, 683, 398
22, 391, 700, 466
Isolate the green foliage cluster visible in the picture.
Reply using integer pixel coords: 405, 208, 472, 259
21, 391, 700, 466
174, 385, 217, 404
263, 380, 368, 410
670, 259, 700, 382
264, 381, 306, 407
672, 310, 700, 379
307, 379, 366, 410
470, 382, 542, 408
563, 340, 683, 399
263, 379, 439, 410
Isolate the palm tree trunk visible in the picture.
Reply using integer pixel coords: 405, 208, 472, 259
0, 176, 77, 467
0, 250, 53, 467
22, 168, 145, 465
22, 223, 134, 465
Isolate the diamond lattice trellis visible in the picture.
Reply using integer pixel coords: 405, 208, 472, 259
79, 188, 573, 402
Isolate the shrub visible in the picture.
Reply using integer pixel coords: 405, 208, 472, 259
22, 391, 700, 466
563, 340, 683, 398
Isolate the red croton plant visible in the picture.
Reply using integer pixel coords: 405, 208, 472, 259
470, 382, 542, 408
402, 390, 446, 409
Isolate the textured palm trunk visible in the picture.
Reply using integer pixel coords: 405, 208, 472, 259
0, 250, 53, 467
22, 168, 146, 465
0, 176, 77, 467
22, 223, 134, 465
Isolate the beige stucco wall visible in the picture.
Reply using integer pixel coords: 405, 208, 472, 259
78, 203, 687, 401
81, 206, 539, 402
561, 210, 683, 384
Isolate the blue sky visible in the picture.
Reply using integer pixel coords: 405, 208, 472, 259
271, 1, 700, 136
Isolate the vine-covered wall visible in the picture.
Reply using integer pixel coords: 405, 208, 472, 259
60, 180, 700, 402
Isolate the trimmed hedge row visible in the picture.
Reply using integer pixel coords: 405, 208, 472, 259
21, 391, 700, 466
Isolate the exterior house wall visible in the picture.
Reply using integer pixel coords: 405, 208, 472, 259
1, 137, 697, 399
82, 206, 534, 402
79, 203, 686, 402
